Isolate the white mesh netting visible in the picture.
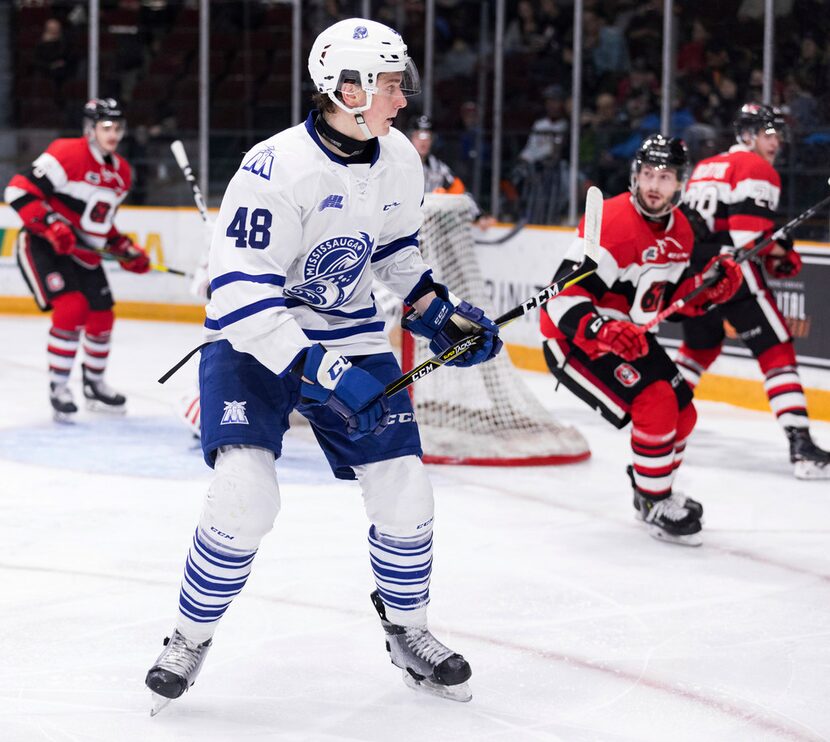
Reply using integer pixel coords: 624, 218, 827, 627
402, 194, 590, 465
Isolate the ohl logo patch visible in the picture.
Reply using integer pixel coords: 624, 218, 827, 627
285, 231, 374, 308
614, 363, 641, 388
220, 400, 249, 425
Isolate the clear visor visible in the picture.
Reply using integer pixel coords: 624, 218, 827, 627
336, 58, 421, 99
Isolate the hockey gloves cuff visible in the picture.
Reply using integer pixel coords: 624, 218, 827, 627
299, 344, 390, 439
402, 285, 503, 367
764, 242, 802, 279
697, 255, 743, 306
574, 314, 649, 361
107, 234, 151, 274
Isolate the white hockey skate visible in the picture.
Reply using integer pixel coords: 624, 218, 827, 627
634, 489, 703, 547
49, 382, 77, 423
787, 427, 830, 480
82, 367, 126, 414
145, 630, 212, 716
371, 591, 472, 702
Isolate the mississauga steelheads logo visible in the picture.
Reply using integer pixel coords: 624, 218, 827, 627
286, 232, 374, 308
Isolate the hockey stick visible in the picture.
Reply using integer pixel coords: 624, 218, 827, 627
474, 218, 528, 245
385, 186, 604, 397
640, 184, 830, 333
170, 140, 209, 223
83, 244, 191, 277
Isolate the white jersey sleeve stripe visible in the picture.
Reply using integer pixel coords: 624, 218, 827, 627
372, 231, 419, 263
286, 301, 378, 319
204, 297, 288, 330
210, 271, 286, 292
304, 321, 386, 341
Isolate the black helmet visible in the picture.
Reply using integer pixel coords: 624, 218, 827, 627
83, 97, 124, 126
733, 102, 787, 143
631, 133, 690, 180
629, 134, 689, 217
413, 114, 432, 131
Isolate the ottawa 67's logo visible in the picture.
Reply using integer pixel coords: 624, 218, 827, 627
614, 363, 641, 388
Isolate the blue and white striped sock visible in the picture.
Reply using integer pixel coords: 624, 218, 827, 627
368, 524, 432, 627
175, 528, 257, 643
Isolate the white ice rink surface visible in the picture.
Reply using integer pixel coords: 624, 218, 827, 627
1, 315, 829, 742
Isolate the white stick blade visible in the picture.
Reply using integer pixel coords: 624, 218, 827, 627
582, 185, 603, 264
170, 140, 190, 170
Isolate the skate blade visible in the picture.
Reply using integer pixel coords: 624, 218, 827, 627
645, 523, 702, 547
794, 461, 830, 480
149, 691, 172, 717
402, 670, 472, 702
52, 410, 77, 424
85, 399, 127, 414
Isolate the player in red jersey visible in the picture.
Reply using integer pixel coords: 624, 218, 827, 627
541, 135, 742, 546
5, 98, 151, 421
678, 103, 829, 479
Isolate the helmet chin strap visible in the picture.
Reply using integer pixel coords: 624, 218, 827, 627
354, 112, 374, 140
630, 191, 675, 220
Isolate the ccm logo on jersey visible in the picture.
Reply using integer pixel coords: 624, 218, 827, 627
386, 412, 415, 424
642, 237, 686, 263
614, 363, 641, 387
383, 201, 401, 211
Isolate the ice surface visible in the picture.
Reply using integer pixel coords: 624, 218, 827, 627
1, 315, 828, 742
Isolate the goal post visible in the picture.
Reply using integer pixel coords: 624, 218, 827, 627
399, 194, 590, 466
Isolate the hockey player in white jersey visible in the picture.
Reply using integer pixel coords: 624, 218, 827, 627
145, 18, 502, 713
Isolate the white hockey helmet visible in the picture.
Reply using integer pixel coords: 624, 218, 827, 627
308, 18, 421, 115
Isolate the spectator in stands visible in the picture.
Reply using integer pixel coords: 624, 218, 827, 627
582, 92, 630, 194
514, 85, 570, 223
518, 84, 569, 166
677, 18, 709, 79
33, 18, 76, 90
792, 35, 827, 97
505, 0, 548, 55
783, 73, 820, 131
583, 8, 630, 84
455, 100, 489, 187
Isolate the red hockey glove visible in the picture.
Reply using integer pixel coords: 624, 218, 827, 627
697, 255, 742, 306
764, 245, 802, 279
43, 220, 77, 255
574, 315, 649, 361
107, 235, 151, 274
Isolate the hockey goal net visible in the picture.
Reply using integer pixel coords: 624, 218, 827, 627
400, 194, 590, 466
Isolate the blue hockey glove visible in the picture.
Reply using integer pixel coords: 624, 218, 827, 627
402, 286, 503, 367
298, 344, 389, 439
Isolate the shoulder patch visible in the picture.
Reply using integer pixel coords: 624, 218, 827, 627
242, 146, 275, 181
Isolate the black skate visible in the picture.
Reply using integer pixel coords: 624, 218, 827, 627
145, 629, 212, 716
371, 591, 472, 702
634, 489, 702, 547
786, 427, 830, 480
49, 382, 77, 423
82, 366, 126, 413
626, 465, 703, 520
